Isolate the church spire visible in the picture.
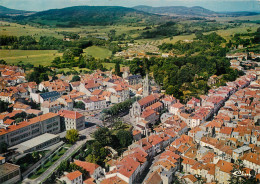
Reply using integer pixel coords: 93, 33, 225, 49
143, 73, 150, 97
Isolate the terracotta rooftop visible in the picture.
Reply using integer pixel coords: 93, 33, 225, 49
74, 160, 100, 175
145, 101, 163, 111
171, 102, 184, 109
216, 160, 234, 174
101, 176, 127, 184
66, 170, 82, 181
0, 112, 58, 136
141, 109, 156, 119
220, 127, 233, 135
138, 94, 158, 106
58, 110, 84, 120
182, 174, 198, 183
145, 171, 162, 184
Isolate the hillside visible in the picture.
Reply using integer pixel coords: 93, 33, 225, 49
0, 5, 33, 16
13, 6, 171, 27
133, 5, 219, 17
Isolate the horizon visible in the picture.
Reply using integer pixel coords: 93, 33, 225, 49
0, 0, 259, 12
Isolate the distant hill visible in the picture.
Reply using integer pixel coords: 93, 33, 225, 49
13, 6, 172, 27
0, 5, 33, 16
221, 11, 260, 17
133, 5, 219, 17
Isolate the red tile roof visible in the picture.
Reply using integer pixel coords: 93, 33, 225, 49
138, 94, 157, 106
216, 160, 234, 174
171, 102, 184, 109
66, 170, 82, 181
3, 119, 15, 125
74, 160, 100, 175
145, 102, 163, 111
182, 174, 198, 183
101, 176, 127, 184
0, 112, 58, 136
220, 127, 233, 135
58, 110, 84, 120
141, 109, 156, 119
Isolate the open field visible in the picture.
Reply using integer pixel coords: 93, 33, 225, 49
83, 46, 112, 59
215, 14, 260, 22
0, 21, 145, 40
57, 67, 90, 73
0, 21, 62, 40
0, 50, 62, 66
147, 23, 259, 45
102, 62, 126, 70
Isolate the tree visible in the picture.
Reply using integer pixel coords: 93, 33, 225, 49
0, 100, 11, 113
113, 120, 123, 130
71, 75, 80, 82
0, 142, 8, 154
115, 62, 121, 76
74, 101, 85, 110
27, 113, 37, 119
0, 59, 6, 65
58, 160, 69, 173
116, 130, 133, 148
63, 49, 74, 62
66, 129, 79, 144
93, 127, 112, 146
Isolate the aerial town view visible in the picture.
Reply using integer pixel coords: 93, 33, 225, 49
0, 0, 259, 183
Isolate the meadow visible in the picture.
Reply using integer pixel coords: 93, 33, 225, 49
83, 46, 112, 59
154, 23, 259, 44
0, 49, 62, 66
0, 21, 145, 40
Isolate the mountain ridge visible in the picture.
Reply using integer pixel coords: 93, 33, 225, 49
0, 5, 33, 15
133, 5, 219, 17
11, 6, 172, 27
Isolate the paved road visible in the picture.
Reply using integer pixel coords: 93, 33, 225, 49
22, 126, 96, 184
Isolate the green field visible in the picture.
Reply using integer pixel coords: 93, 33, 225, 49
83, 46, 112, 59
0, 21, 144, 40
0, 50, 62, 66
151, 23, 259, 44
215, 15, 260, 22
102, 62, 126, 70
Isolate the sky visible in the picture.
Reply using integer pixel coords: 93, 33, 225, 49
0, 0, 259, 12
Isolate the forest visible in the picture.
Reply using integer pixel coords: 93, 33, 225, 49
130, 32, 244, 101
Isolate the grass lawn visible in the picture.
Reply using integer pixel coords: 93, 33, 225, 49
83, 46, 112, 59
215, 15, 260, 22
102, 63, 126, 70
112, 123, 133, 135
0, 49, 62, 66
0, 21, 62, 40
137, 23, 259, 45
57, 67, 90, 73
0, 21, 144, 41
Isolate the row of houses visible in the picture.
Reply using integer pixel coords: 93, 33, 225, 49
0, 109, 85, 147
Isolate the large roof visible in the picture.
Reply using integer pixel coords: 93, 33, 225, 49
58, 110, 84, 120
66, 170, 82, 181
0, 112, 58, 136
0, 162, 20, 178
40, 91, 60, 100
74, 160, 100, 175
138, 94, 157, 106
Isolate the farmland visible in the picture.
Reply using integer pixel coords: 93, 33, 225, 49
0, 49, 62, 66
83, 46, 112, 59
